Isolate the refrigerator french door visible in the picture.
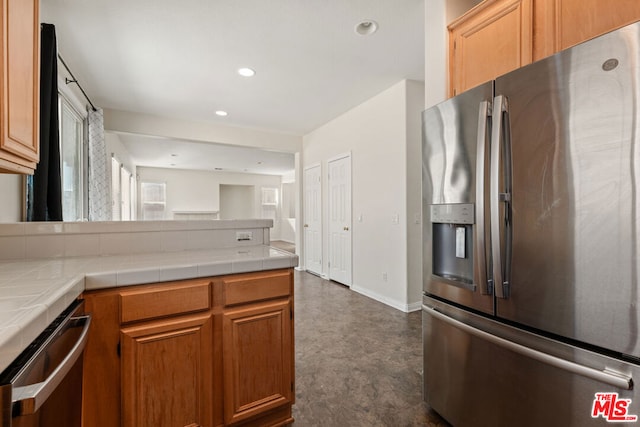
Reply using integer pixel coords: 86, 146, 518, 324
422, 21, 640, 426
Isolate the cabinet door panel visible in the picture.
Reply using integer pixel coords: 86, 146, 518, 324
121, 314, 213, 427
1, 0, 39, 172
222, 300, 292, 425
449, 0, 533, 96
557, 0, 640, 50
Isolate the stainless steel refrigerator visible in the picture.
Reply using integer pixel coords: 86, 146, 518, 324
422, 21, 640, 426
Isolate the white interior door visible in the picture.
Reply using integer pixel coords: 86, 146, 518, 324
328, 154, 352, 286
303, 165, 322, 275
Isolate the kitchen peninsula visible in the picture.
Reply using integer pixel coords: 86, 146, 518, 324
0, 219, 298, 427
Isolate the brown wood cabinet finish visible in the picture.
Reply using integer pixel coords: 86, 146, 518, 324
448, 0, 640, 97
121, 313, 214, 427
82, 269, 294, 427
554, 0, 640, 50
448, 0, 533, 96
0, 0, 40, 174
222, 300, 293, 425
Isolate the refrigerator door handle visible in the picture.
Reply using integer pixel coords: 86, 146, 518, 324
490, 95, 512, 298
422, 305, 633, 390
475, 100, 491, 295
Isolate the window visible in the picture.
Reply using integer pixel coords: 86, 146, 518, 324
140, 182, 166, 220
59, 96, 86, 221
261, 187, 278, 205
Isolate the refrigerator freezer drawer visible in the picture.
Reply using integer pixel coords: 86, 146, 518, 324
422, 297, 640, 427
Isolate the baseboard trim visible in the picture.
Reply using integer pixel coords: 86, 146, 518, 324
350, 285, 421, 313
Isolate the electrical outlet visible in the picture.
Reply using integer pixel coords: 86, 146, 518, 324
236, 231, 253, 241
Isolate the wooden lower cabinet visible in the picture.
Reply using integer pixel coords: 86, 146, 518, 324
222, 301, 293, 425
82, 269, 294, 427
121, 314, 214, 427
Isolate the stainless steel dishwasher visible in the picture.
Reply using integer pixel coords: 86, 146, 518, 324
0, 300, 90, 427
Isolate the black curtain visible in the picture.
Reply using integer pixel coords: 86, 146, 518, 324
27, 23, 62, 221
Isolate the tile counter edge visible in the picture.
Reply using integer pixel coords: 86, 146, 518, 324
0, 245, 298, 373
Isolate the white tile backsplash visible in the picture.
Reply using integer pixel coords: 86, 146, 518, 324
64, 234, 100, 257
0, 236, 26, 260
0, 223, 25, 236
161, 231, 188, 252
186, 230, 218, 250
99, 233, 132, 256
129, 232, 162, 254
0, 220, 273, 260
25, 235, 65, 258
24, 223, 64, 235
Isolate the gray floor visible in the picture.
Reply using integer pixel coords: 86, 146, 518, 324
292, 271, 449, 426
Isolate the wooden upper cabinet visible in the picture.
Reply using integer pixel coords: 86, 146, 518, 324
0, 0, 40, 174
448, 0, 533, 96
553, 0, 640, 51
449, 0, 640, 97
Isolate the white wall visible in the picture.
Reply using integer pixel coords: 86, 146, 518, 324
137, 166, 283, 236
425, 0, 448, 108
104, 109, 302, 154
0, 175, 23, 222
303, 79, 424, 311
406, 79, 426, 309
219, 185, 254, 219
105, 132, 136, 174
424, 0, 482, 108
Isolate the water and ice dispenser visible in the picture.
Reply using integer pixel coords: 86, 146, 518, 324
430, 204, 475, 289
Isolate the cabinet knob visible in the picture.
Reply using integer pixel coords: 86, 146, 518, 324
343, 226, 349, 231
304, 224, 309, 228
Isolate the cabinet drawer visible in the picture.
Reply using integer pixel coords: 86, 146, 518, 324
222, 270, 291, 306
120, 280, 212, 323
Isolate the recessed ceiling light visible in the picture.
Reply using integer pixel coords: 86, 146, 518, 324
355, 20, 378, 36
215, 110, 228, 117
237, 67, 256, 77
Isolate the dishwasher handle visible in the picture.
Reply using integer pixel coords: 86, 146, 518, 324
12, 314, 91, 416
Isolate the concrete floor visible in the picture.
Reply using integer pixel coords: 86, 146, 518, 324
291, 271, 450, 426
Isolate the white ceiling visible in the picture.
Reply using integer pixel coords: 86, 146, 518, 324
41, 0, 425, 174
117, 133, 297, 175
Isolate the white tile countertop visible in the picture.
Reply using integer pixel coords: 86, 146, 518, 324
0, 244, 298, 373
